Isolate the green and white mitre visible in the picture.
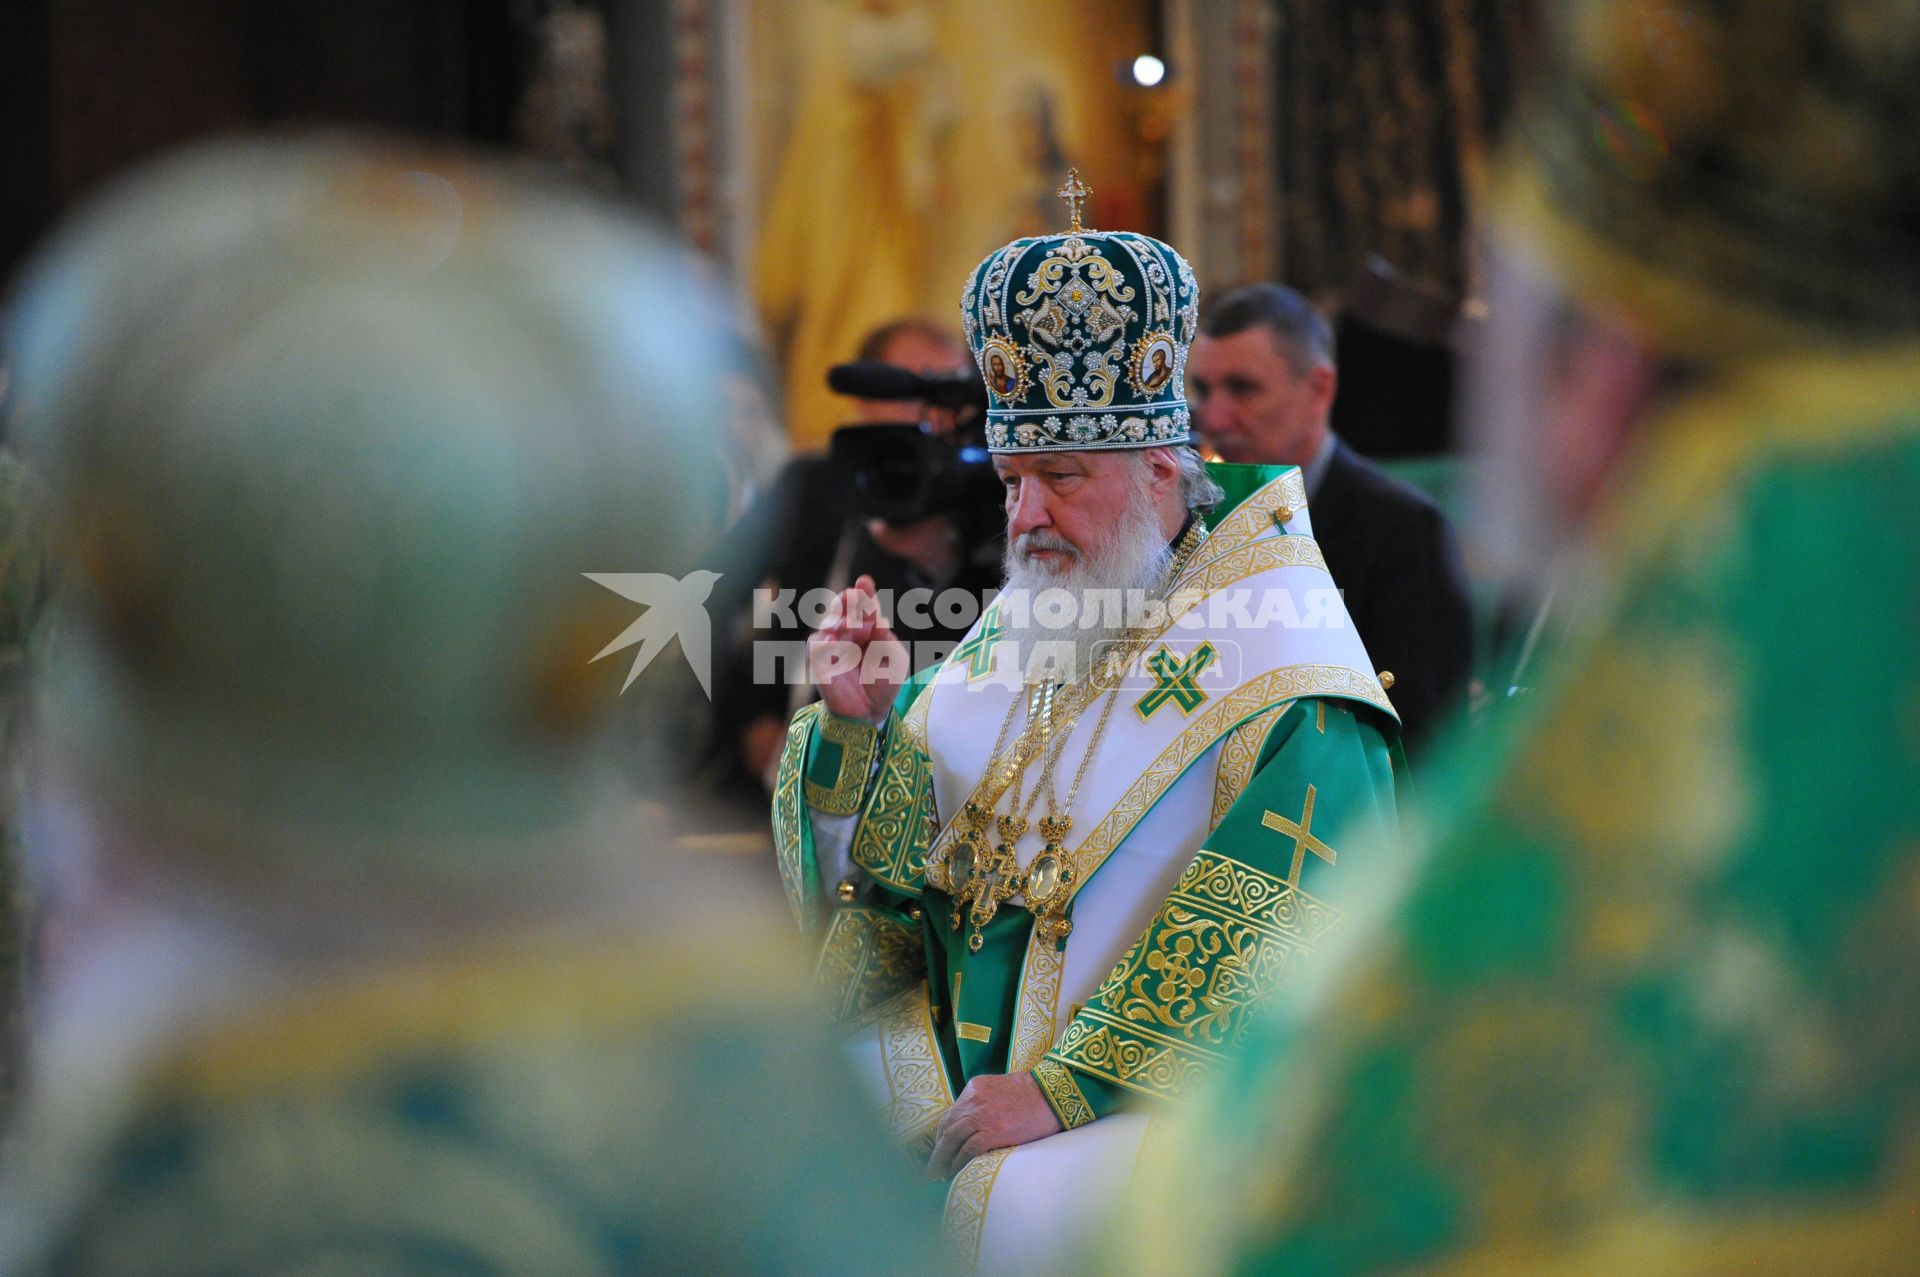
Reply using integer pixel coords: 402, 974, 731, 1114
2, 135, 947, 1276
778, 176, 1402, 1275
961, 170, 1198, 454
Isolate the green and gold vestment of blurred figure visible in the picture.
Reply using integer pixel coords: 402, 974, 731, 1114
0, 137, 948, 1277
1116, 1, 1920, 1273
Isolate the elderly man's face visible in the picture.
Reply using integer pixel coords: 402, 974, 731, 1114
994, 448, 1172, 574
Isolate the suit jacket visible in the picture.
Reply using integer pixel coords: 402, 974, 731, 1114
1310, 438, 1473, 751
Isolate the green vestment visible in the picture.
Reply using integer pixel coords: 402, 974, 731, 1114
6, 908, 952, 1276
1115, 350, 1920, 1275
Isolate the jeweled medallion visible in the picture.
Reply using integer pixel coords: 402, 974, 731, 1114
950, 842, 977, 893
1028, 853, 1062, 903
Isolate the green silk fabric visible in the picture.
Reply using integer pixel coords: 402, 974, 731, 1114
23, 931, 948, 1276
1113, 352, 1920, 1275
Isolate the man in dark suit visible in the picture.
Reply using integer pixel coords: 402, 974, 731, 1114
1187, 283, 1473, 751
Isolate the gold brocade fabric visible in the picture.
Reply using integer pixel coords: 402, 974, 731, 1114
18, 928, 952, 1276
1114, 351, 1920, 1276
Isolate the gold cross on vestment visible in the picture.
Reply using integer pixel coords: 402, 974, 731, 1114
1057, 168, 1091, 233
1262, 784, 1337, 886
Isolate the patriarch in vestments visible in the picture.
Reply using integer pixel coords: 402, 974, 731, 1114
775, 172, 1403, 1273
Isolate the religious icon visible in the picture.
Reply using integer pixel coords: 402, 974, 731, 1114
988, 350, 1016, 396
1133, 332, 1177, 394
982, 338, 1024, 399
1144, 346, 1171, 390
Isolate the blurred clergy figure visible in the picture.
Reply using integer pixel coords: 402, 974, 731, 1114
1114, 0, 1920, 1273
0, 136, 946, 1276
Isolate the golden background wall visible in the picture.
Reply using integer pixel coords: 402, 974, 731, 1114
746, 0, 1158, 451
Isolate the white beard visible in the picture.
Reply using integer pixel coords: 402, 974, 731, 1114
996, 476, 1175, 685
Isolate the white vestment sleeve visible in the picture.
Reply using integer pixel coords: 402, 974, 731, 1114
810, 809, 858, 891
809, 710, 890, 893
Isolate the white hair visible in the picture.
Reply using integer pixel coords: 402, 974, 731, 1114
1000, 461, 1170, 683
1170, 444, 1225, 512
995, 444, 1220, 683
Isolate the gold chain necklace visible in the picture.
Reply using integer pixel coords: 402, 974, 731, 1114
937, 514, 1210, 838
948, 678, 1083, 951
1021, 678, 1123, 944
942, 516, 1210, 950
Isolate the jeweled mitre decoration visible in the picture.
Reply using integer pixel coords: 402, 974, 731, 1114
961, 170, 1199, 453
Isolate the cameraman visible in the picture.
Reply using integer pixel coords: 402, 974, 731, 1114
706, 318, 1004, 807
842, 319, 985, 582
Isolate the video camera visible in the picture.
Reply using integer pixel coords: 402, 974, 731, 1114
826, 361, 1001, 525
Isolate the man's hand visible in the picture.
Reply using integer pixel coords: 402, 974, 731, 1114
928, 1072, 1062, 1178
808, 574, 908, 724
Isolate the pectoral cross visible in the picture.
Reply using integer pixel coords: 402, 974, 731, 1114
1261, 783, 1338, 886
964, 834, 1022, 952
1057, 168, 1092, 233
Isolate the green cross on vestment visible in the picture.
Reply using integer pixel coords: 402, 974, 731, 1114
1135, 643, 1217, 719
953, 608, 1004, 680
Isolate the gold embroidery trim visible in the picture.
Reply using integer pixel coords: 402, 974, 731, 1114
944, 1146, 1012, 1268
813, 905, 927, 1025
1210, 703, 1289, 829
1033, 1057, 1096, 1129
1061, 664, 1391, 908
1049, 850, 1342, 1102
1048, 1020, 1223, 1102
1183, 468, 1310, 575
772, 702, 824, 928
1009, 927, 1066, 1072
1172, 849, 1343, 949
1161, 533, 1327, 621
849, 717, 936, 896
875, 985, 953, 1160
956, 1021, 994, 1043
804, 712, 879, 815
901, 673, 935, 755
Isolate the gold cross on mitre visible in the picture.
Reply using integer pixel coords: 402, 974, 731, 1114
1057, 167, 1092, 233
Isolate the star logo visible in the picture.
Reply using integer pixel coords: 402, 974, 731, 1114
583, 569, 723, 698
